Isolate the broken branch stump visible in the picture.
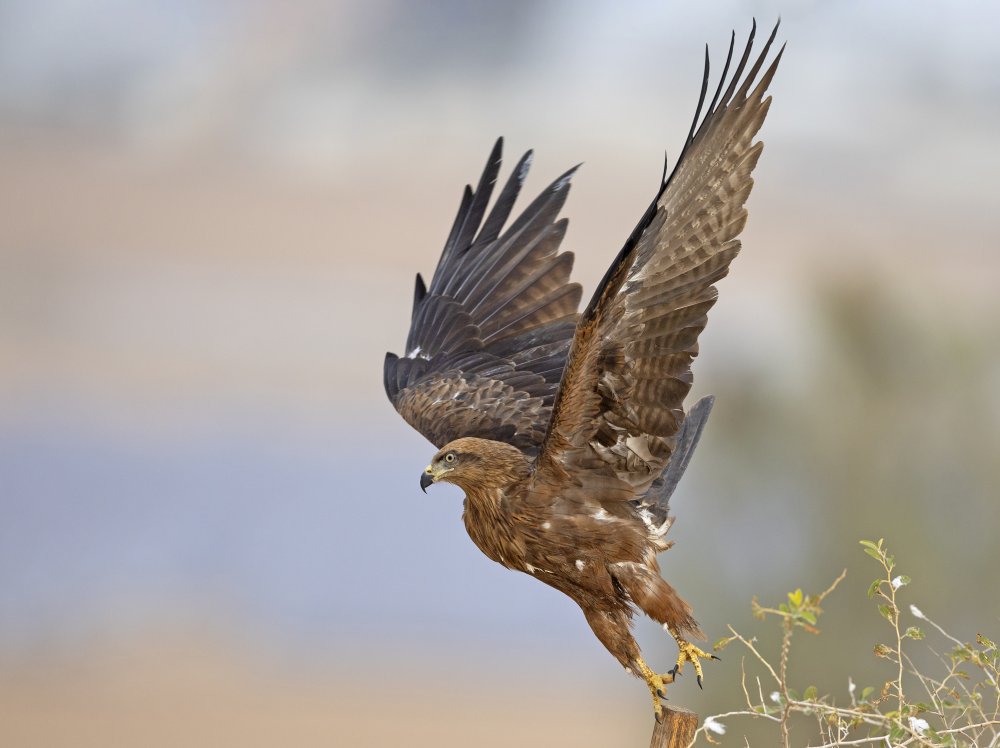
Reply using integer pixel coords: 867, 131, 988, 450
648, 705, 698, 748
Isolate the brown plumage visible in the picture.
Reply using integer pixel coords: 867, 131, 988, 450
384, 22, 783, 717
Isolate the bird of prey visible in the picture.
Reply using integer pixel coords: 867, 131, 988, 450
384, 22, 782, 719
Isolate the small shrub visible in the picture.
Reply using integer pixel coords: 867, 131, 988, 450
692, 539, 999, 747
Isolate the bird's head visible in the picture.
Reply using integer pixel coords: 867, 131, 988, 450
420, 437, 530, 494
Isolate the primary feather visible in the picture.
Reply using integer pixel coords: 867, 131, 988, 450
384, 138, 582, 455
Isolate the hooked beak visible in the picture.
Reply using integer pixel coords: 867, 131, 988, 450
420, 467, 435, 493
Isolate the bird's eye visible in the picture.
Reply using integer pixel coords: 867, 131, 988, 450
444, 452, 456, 463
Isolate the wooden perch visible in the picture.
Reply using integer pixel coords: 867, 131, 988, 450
649, 705, 698, 748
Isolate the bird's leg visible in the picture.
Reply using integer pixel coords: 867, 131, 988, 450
634, 656, 677, 721
666, 627, 720, 688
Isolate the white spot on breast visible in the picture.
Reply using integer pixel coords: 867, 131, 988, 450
575, 559, 585, 571
526, 564, 536, 574
594, 509, 612, 522
542, 521, 551, 530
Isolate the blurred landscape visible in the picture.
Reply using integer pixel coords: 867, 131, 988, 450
1, 1, 998, 746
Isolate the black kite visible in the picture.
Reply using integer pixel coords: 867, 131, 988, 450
384, 21, 783, 718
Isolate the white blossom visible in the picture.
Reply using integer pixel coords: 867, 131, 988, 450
770, 691, 781, 703
703, 716, 727, 735
891, 576, 906, 589
908, 716, 929, 735
910, 604, 926, 620
848, 677, 856, 697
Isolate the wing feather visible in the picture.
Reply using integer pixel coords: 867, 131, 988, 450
535, 21, 783, 502
386, 139, 583, 454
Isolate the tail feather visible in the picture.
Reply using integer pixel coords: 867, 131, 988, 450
654, 394, 715, 509
631, 395, 715, 549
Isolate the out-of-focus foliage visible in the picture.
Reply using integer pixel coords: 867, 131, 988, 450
696, 539, 1000, 746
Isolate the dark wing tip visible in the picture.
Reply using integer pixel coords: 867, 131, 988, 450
517, 149, 534, 181
672, 18, 783, 180
488, 136, 503, 165
552, 163, 582, 192
412, 273, 427, 315
652, 394, 716, 507
688, 394, 715, 419
682, 44, 711, 146
384, 351, 400, 401
586, 21, 782, 324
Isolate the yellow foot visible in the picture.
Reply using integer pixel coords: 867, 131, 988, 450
634, 656, 677, 721
667, 632, 720, 689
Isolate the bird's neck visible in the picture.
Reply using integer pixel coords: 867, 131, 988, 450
462, 485, 522, 568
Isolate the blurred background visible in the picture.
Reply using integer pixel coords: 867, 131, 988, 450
1, 1, 998, 745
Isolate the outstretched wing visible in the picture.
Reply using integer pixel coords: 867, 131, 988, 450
385, 138, 583, 455
535, 22, 783, 502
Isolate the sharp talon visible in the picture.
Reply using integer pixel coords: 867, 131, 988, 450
697, 675, 703, 689
637, 656, 669, 720
712, 654, 721, 661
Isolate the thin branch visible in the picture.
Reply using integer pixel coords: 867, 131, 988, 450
804, 734, 892, 748
727, 626, 781, 685
936, 719, 1000, 735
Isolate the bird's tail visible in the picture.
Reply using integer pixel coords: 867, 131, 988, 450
649, 395, 715, 512
634, 396, 715, 550
660, 395, 714, 507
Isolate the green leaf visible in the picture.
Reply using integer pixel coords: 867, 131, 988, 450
868, 579, 882, 599
788, 588, 803, 607
878, 604, 896, 621
861, 686, 874, 701
905, 626, 924, 640
803, 685, 818, 700
859, 540, 879, 551
713, 636, 733, 652
896, 574, 911, 587
863, 547, 882, 562
799, 609, 817, 625
977, 633, 996, 650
